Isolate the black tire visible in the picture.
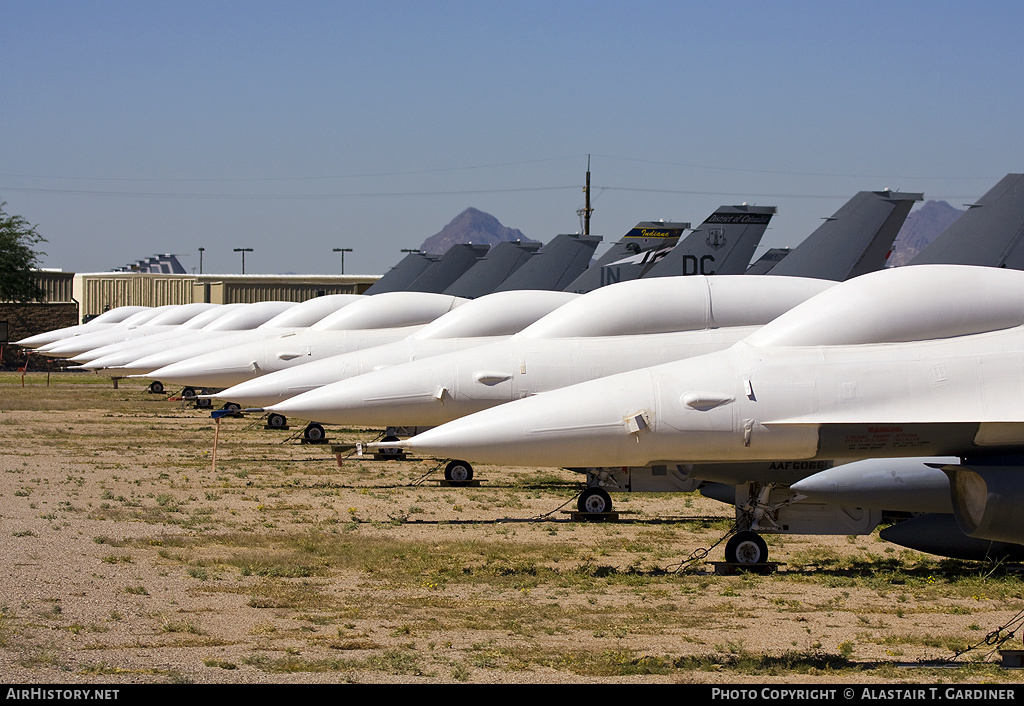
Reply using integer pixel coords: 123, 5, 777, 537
379, 434, 402, 458
725, 531, 769, 565
578, 487, 612, 515
304, 423, 326, 442
267, 413, 287, 428
149, 381, 165, 395
223, 402, 241, 413
181, 387, 197, 399
195, 397, 212, 409
444, 460, 474, 485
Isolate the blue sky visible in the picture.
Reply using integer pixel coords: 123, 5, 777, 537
3, 1, 1022, 276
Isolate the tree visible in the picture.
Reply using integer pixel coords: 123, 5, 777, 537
0, 202, 47, 302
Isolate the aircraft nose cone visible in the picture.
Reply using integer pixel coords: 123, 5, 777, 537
267, 377, 409, 426
73, 357, 114, 371
378, 369, 663, 468
269, 357, 479, 427
213, 354, 360, 408
147, 353, 259, 388
216, 378, 319, 408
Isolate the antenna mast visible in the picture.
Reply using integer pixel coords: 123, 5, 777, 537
577, 154, 593, 235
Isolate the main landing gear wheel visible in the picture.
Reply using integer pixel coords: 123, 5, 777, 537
266, 413, 287, 428
578, 487, 612, 515
724, 531, 769, 565
149, 381, 165, 395
303, 422, 326, 442
444, 460, 474, 486
377, 435, 402, 458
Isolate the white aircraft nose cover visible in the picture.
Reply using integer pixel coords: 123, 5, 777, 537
746, 265, 1024, 348
256, 294, 365, 329
518, 275, 834, 339
309, 292, 467, 331
411, 290, 579, 340
199, 301, 298, 331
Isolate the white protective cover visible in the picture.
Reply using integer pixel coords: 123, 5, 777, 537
15, 306, 153, 348
381, 265, 1024, 468
128, 293, 469, 381
310, 292, 467, 331
519, 275, 834, 339
209, 290, 581, 405
266, 275, 836, 426
38, 305, 195, 357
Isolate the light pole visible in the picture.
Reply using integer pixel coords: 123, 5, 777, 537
333, 247, 353, 274
233, 248, 253, 274
198, 247, 205, 274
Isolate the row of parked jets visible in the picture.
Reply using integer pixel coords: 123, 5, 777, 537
19, 173, 1024, 566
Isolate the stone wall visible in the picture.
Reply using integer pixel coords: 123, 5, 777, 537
0, 303, 79, 369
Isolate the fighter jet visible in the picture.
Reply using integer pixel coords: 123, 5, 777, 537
208, 289, 581, 413
35, 303, 228, 359
132, 291, 469, 388
147, 221, 701, 397
14, 305, 152, 349
697, 174, 1024, 561
59, 300, 299, 367
263, 275, 835, 460
261, 188, 917, 438
72, 294, 364, 372
211, 205, 775, 409
69, 304, 250, 368
373, 265, 1024, 562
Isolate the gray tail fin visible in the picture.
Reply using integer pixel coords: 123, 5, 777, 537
909, 174, 1024, 269
443, 241, 542, 298
642, 205, 776, 279
403, 243, 491, 293
363, 251, 440, 294
492, 233, 602, 292
745, 248, 791, 275
766, 189, 922, 280
561, 221, 689, 293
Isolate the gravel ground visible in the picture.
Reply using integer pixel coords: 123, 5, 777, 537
2, 373, 1024, 685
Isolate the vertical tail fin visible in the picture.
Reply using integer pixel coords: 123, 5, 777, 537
562, 221, 689, 293
767, 190, 922, 280
363, 251, 440, 294
643, 205, 776, 279
443, 241, 542, 298
404, 243, 491, 293
909, 174, 1024, 269
493, 233, 603, 292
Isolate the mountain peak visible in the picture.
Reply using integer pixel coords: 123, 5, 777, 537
887, 200, 966, 266
419, 208, 537, 254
